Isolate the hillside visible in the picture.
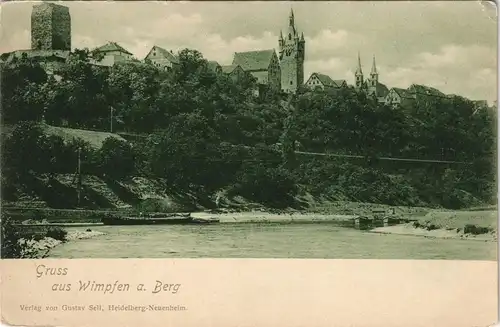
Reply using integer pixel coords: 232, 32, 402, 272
3, 169, 436, 216
1, 49, 496, 217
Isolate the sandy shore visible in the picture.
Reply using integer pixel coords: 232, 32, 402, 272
19, 230, 106, 258
191, 211, 356, 223
370, 223, 497, 242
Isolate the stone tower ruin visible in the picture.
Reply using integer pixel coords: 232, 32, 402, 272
31, 2, 71, 51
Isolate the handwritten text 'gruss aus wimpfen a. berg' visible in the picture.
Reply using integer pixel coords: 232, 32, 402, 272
35, 264, 182, 294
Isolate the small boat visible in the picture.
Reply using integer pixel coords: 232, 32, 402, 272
192, 217, 220, 224
101, 213, 219, 226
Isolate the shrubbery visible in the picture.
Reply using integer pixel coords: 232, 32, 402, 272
229, 164, 298, 208
1, 215, 25, 258
45, 227, 68, 241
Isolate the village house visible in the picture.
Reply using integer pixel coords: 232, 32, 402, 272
305, 73, 347, 90
92, 42, 134, 67
207, 61, 223, 74
221, 64, 247, 82
143, 46, 179, 72
385, 87, 416, 109
232, 49, 281, 91
407, 84, 447, 101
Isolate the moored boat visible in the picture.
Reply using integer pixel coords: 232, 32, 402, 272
101, 213, 220, 225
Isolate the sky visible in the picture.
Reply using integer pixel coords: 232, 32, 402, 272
1, 1, 497, 103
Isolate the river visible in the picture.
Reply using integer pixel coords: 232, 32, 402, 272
48, 223, 496, 260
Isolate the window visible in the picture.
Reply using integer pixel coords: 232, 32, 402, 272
290, 81, 293, 85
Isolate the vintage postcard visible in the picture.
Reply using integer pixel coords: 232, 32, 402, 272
0, 1, 498, 326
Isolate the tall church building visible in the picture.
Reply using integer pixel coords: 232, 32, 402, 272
31, 2, 71, 51
355, 52, 389, 102
279, 9, 305, 94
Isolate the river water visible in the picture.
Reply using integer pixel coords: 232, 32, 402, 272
49, 223, 496, 260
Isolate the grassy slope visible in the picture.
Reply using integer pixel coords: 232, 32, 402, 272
41, 124, 127, 148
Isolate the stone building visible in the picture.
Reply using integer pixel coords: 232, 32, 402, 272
232, 49, 281, 91
354, 53, 388, 102
278, 9, 305, 93
207, 61, 223, 74
31, 2, 71, 51
92, 42, 134, 67
221, 64, 247, 82
407, 84, 447, 101
2, 49, 69, 75
144, 46, 179, 71
305, 73, 347, 90
385, 88, 416, 109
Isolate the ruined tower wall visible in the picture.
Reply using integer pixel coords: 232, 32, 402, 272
31, 3, 71, 51
52, 5, 71, 50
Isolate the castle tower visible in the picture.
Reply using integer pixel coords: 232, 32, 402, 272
31, 2, 71, 51
355, 52, 364, 90
367, 55, 379, 95
279, 8, 305, 93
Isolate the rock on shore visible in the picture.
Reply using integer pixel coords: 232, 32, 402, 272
18, 230, 106, 258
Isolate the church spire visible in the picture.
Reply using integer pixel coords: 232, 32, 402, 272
355, 52, 364, 89
355, 51, 363, 75
371, 55, 377, 74
288, 8, 296, 36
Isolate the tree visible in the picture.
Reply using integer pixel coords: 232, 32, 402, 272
97, 137, 136, 179
146, 112, 224, 191
1, 57, 47, 123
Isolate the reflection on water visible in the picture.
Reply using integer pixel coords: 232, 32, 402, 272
49, 223, 496, 260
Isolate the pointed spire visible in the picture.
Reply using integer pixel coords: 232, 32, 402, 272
300, 32, 305, 41
371, 55, 377, 74
279, 30, 284, 40
355, 51, 363, 75
288, 7, 296, 36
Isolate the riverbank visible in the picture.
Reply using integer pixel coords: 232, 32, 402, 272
19, 230, 106, 258
370, 223, 497, 242
370, 209, 497, 242
190, 211, 355, 223
192, 210, 498, 241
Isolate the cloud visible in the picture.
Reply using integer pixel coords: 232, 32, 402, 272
199, 31, 278, 63
380, 44, 497, 102
305, 57, 347, 80
414, 44, 496, 70
306, 29, 349, 51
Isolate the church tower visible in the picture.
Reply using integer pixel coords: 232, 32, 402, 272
279, 9, 305, 93
367, 55, 379, 95
355, 52, 364, 90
